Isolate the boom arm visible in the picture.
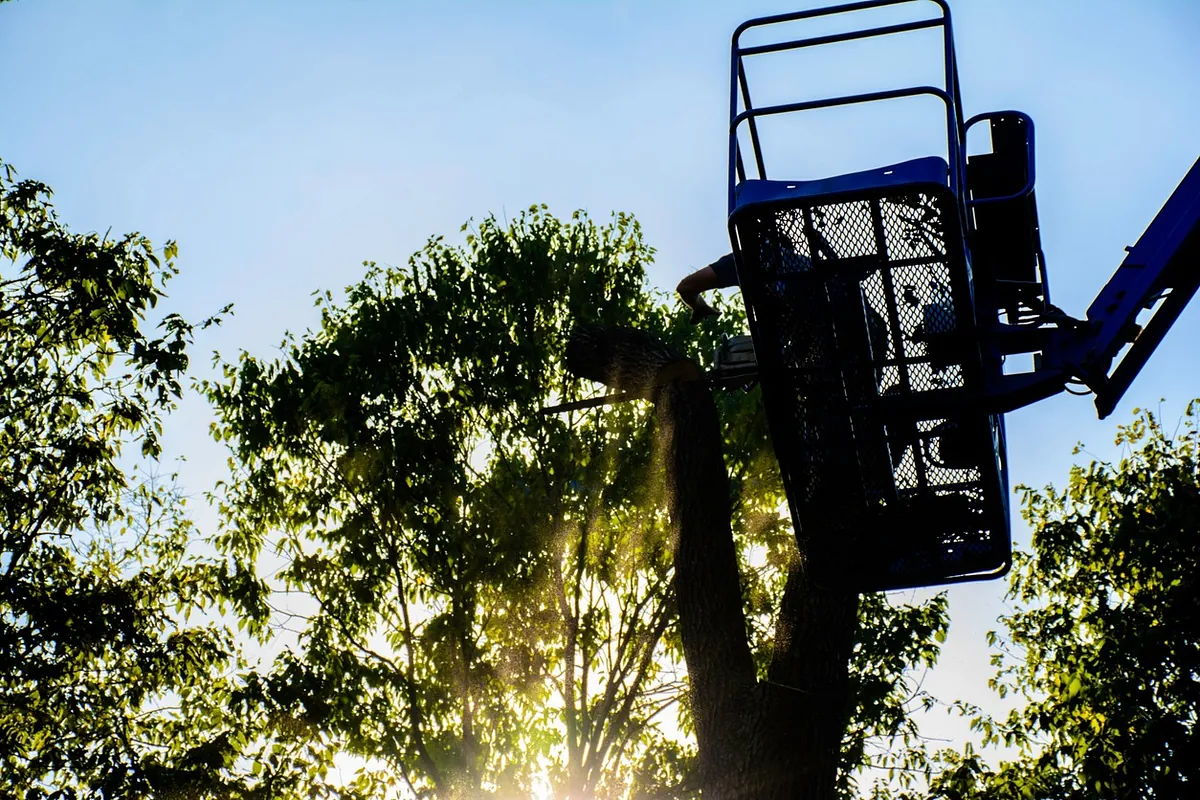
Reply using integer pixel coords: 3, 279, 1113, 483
967, 157, 1200, 419
1075, 157, 1200, 418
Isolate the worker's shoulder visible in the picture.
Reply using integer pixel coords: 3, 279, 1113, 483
711, 253, 739, 288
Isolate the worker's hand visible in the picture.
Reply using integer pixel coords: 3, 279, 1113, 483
689, 297, 721, 325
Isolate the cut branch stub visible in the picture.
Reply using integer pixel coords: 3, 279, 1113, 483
565, 324, 695, 397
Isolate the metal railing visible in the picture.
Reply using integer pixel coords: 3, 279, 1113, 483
729, 0, 965, 215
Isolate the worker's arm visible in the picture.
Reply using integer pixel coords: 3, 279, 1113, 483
677, 254, 738, 324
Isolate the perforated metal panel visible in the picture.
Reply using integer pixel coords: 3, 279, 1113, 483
731, 184, 1010, 591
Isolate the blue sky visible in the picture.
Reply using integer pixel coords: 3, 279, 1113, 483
4, 0, 1199, 753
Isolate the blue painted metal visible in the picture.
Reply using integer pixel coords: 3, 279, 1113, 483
734, 156, 951, 208
1080, 158, 1200, 417
722, 0, 1200, 591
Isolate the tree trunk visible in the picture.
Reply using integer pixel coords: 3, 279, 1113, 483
565, 325, 859, 800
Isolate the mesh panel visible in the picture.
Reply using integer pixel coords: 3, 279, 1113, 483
733, 187, 1009, 590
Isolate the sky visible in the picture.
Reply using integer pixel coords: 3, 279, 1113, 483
4, 0, 1199, 759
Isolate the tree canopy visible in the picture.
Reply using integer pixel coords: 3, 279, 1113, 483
923, 404, 1200, 800
0, 157, 361, 800
0, 158, 243, 797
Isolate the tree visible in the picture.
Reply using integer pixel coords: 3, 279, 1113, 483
208, 206, 949, 798
0, 159, 340, 800
926, 403, 1200, 799
565, 320, 951, 800
206, 207, 685, 797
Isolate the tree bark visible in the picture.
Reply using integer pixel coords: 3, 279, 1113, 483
565, 324, 859, 800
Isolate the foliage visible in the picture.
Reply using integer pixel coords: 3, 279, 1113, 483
0, 158, 343, 799
206, 207, 677, 798
925, 403, 1200, 799
844, 591, 947, 800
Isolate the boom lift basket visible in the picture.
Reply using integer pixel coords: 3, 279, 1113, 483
727, 1, 1015, 590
